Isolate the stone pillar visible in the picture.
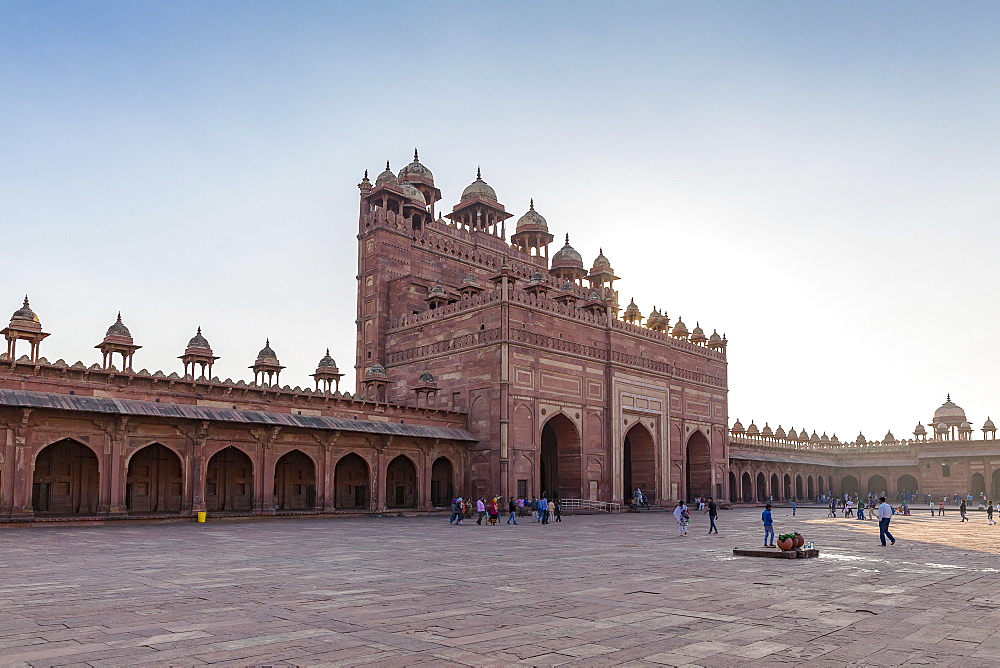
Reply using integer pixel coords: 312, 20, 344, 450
419, 448, 431, 511
321, 444, 335, 511
373, 442, 385, 511
189, 448, 206, 515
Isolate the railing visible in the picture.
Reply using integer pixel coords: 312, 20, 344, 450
559, 498, 622, 513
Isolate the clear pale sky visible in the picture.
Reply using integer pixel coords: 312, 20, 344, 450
2, 1, 999, 441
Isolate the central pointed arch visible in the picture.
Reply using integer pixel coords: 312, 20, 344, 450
127, 443, 182, 514
274, 450, 316, 510
685, 430, 711, 502
430, 456, 454, 507
32, 439, 100, 515
623, 422, 655, 503
741, 471, 752, 502
386, 455, 417, 508
334, 453, 369, 509
206, 446, 253, 512
756, 472, 766, 502
540, 413, 582, 500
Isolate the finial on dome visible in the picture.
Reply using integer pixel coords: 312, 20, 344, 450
23, 295, 29, 307
477, 166, 482, 179
414, 148, 419, 161
265, 338, 270, 347
385, 160, 390, 171
196, 326, 202, 335
364, 169, 368, 178
529, 198, 534, 210
565, 233, 570, 243
326, 347, 330, 356
116, 311, 122, 322
947, 393, 951, 401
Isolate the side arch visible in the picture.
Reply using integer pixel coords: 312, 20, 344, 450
32, 438, 100, 515
126, 443, 182, 514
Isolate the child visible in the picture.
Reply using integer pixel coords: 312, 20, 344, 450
989, 501, 996, 526
762, 504, 774, 547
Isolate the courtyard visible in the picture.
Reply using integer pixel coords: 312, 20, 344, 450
2, 507, 1000, 666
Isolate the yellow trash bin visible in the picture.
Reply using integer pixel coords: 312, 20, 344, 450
196, 511, 207, 523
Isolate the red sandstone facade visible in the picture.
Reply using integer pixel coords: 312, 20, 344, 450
355, 154, 730, 505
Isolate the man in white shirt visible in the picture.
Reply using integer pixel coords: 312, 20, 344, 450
877, 496, 896, 546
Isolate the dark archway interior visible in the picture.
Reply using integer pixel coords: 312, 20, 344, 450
274, 450, 316, 510
386, 456, 417, 508
431, 457, 454, 507
756, 473, 766, 502
729, 471, 738, 502
867, 475, 888, 496
972, 472, 986, 497
540, 414, 582, 500
33, 439, 99, 515
807, 476, 815, 500
770, 473, 779, 500
624, 424, 655, 502
127, 443, 182, 514
741, 472, 752, 502
335, 453, 369, 509
795, 475, 803, 500
897, 474, 918, 495
842, 475, 859, 496
685, 431, 712, 501
206, 446, 253, 512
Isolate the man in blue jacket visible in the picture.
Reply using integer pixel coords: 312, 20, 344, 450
762, 504, 775, 547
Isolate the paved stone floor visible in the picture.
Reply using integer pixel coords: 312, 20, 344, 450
3, 506, 1000, 666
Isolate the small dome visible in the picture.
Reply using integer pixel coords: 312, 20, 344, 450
810, 430, 821, 442
671, 317, 689, 338
367, 363, 386, 377
257, 339, 277, 361
730, 418, 745, 434
462, 272, 480, 286
105, 312, 131, 338
831, 434, 840, 443
11, 296, 39, 324
786, 427, 798, 440
551, 234, 584, 268
761, 423, 773, 437
623, 298, 641, 317
187, 327, 211, 350
691, 322, 707, 344
960, 420, 973, 432
418, 371, 435, 384
317, 348, 337, 368
515, 199, 548, 232
935, 422, 949, 433
856, 432, 867, 444
375, 161, 398, 187
592, 248, 612, 270
529, 271, 545, 283
984, 417, 996, 430
708, 329, 723, 344
429, 284, 446, 296
913, 422, 927, 435
884, 430, 896, 442
461, 168, 497, 201
774, 426, 787, 439
399, 182, 427, 205
746, 421, 760, 436
821, 432, 831, 444
933, 394, 967, 426
398, 149, 433, 182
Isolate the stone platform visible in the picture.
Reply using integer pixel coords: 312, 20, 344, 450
733, 546, 819, 559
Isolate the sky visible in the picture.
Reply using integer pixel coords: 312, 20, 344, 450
1, 1, 999, 441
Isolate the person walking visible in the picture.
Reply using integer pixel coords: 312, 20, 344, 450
634, 488, 644, 511
456, 497, 466, 525
828, 499, 837, 518
673, 500, 689, 537
762, 503, 775, 547
517, 496, 525, 517
960, 500, 969, 522
487, 498, 499, 525
704, 496, 718, 534
538, 496, 549, 524
530, 496, 539, 522
449, 497, 460, 524
938, 498, 946, 516
554, 499, 562, 522
845, 499, 854, 518
476, 497, 486, 525
857, 502, 865, 521
988, 500, 996, 526
506, 497, 518, 525
877, 496, 896, 546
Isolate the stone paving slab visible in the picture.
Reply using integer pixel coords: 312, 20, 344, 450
2, 508, 1000, 665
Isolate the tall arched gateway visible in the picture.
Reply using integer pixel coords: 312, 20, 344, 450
334, 453, 369, 509
126, 443, 182, 514
386, 455, 417, 508
205, 446, 253, 512
685, 431, 711, 502
430, 457, 454, 507
623, 423, 655, 502
540, 414, 582, 500
273, 450, 316, 510
32, 439, 99, 515
756, 472, 766, 502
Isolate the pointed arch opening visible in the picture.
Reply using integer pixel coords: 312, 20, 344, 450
770, 473, 779, 500
741, 471, 752, 502
756, 472, 766, 502
540, 414, 582, 500
992, 469, 1000, 500
818, 475, 826, 497
431, 456, 454, 507
841, 475, 859, 497
795, 474, 803, 500
807, 475, 815, 500
334, 453, 370, 509
274, 450, 316, 511
32, 439, 100, 515
728, 471, 738, 502
386, 455, 417, 508
867, 474, 888, 497
685, 430, 711, 502
623, 423, 655, 503
897, 474, 918, 497
126, 443, 182, 514
783, 474, 792, 500
206, 446, 253, 512
972, 472, 986, 498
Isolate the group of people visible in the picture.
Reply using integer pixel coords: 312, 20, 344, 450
448, 495, 562, 525
672, 497, 719, 536
770, 496, 897, 546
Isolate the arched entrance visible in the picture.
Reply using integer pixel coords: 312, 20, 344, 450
386, 455, 417, 508
972, 472, 986, 498
32, 439, 99, 515
783, 474, 792, 500
770, 473, 779, 500
126, 443, 182, 514
685, 430, 712, 501
334, 453, 369, 509
540, 414, 582, 500
741, 472, 752, 502
431, 457, 454, 507
992, 469, 1000, 500
205, 446, 253, 512
274, 450, 316, 510
807, 475, 815, 500
756, 472, 766, 502
795, 475, 803, 500
818, 475, 825, 496
728, 471, 737, 502
867, 474, 888, 496
842, 475, 859, 497
897, 474, 918, 497
623, 423, 655, 502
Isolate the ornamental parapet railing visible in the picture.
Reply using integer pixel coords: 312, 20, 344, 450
386, 328, 503, 365
730, 434, 914, 454
387, 290, 501, 331
610, 318, 726, 360
510, 328, 609, 361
